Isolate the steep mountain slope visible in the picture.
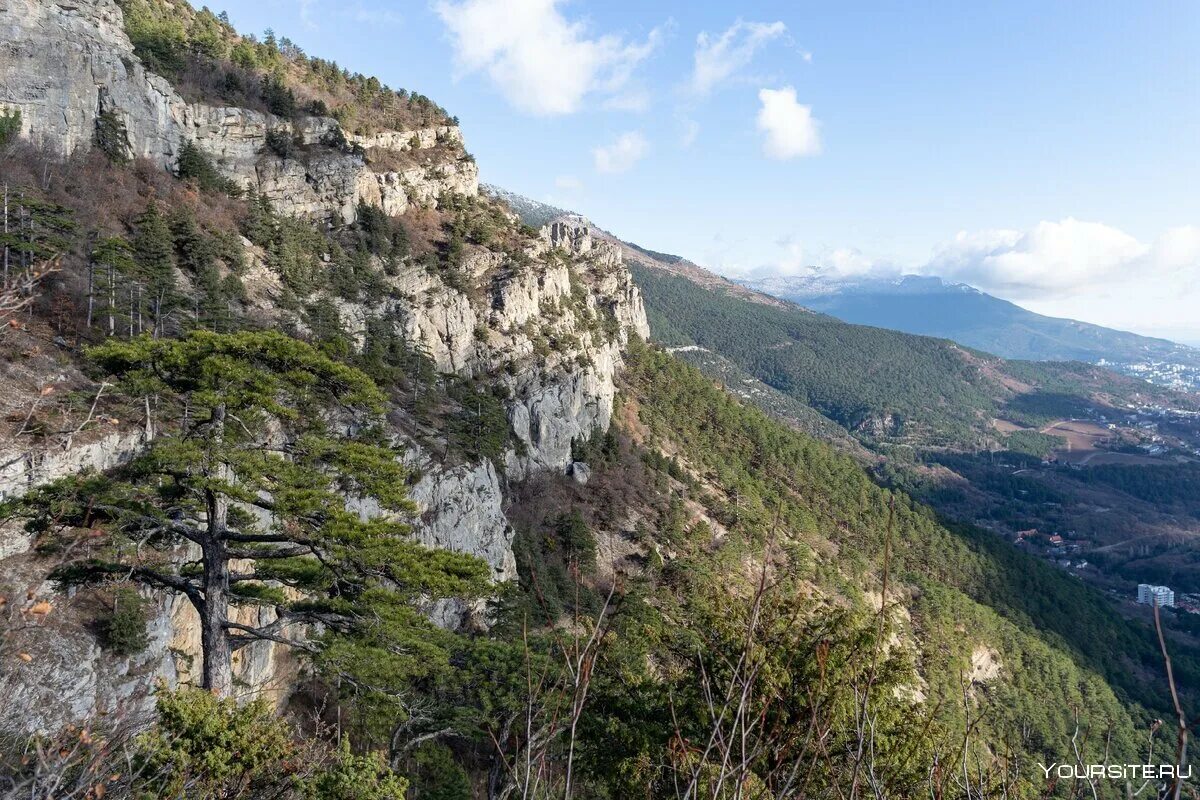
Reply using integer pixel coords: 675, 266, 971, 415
488, 187, 1200, 708
634, 260, 1199, 448
482, 184, 571, 229
742, 273, 1200, 381
0, 4, 1191, 797
487, 190, 1196, 444
0, 0, 651, 735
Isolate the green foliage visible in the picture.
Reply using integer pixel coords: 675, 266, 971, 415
554, 509, 596, 570
356, 312, 437, 391
511, 513, 601, 622
99, 587, 149, 655
117, 0, 452, 132
94, 111, 131, 164
18, 331, 489, 695
176, 140, 239, 194
305, 295, 353, 358
1000, 391, 1097, 427
405, 743, 470, 800
619, 341, 1149, 773
134, 689, 297, 798
0, 107, 20, 147
444, 379, 512, 463
304, 742, 409, 800
1003, 428, 1065, 457
0, 191, 76, 265
634, 264, 1190, 452
132, 201, 178, 333
1077, 461, 1200, 516
118, 0, 189, 74
355, 202, 409, 263
265, 127, 301, 159
631, 264, 1002, 446
261, 72, 297, 117
170, 206, 240, 330
571, 427, 620, 469
132, 688, 409, 798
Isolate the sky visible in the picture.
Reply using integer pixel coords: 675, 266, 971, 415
215, 0, 1200, 343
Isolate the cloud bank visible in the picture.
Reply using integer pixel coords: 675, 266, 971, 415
926, 219, 1200, 299
436, 0, 661, 115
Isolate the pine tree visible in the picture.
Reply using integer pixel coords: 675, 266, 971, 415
132, 201, 177, 336
169, 207, 230, 330
13, 331, 489, 696
90, 236, 134, 337
176, 140, 237, 194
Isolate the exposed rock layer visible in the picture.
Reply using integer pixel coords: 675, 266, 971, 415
0, 0, 478, 224
0, 0, 648, 735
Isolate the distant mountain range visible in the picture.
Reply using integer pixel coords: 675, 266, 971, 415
483, 186, 1200, 390
737, 274, 1200, 382
482, 184, 571, 229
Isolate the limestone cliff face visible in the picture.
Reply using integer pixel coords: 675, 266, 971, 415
0, 0, 648, 735
247, 212, 650, 477
501, 217, 649, 476
0, 0, 178, 160
0, 0, 478, 224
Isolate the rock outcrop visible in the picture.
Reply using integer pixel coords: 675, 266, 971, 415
0, 0, 478, 225
0, 0, 648, 736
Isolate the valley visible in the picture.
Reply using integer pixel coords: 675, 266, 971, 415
0, 1, 1194, 798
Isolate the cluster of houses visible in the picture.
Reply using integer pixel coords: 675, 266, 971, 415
1175, 593, 1200, 614
1014, 528, 1088, 570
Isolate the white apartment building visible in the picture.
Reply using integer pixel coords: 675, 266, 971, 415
1137, 584, 1175, 607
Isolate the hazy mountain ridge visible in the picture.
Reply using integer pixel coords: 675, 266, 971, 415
485, 186, 1200, 389
740, 273, 1200, 388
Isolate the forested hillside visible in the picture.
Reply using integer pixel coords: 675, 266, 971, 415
633, 263, 1191, 448
0, 1, 1194, 798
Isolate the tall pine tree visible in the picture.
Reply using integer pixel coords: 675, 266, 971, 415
13, 331, 489, 695
132, 200, 177, 336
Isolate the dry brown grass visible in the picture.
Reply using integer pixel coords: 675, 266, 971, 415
0, 145, 245, 238
397, 207, 449, 259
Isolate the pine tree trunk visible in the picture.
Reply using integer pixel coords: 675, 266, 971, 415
85, 243, 95, 331
200, 402, 233, 696
200, 534, 233, 696
3, 184, 8, 286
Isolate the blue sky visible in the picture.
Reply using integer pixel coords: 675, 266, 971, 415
215, 0, 1200, 342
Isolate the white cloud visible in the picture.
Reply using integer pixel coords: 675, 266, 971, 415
555, 175, 583, 191
592, 131, 648, 174
435, 0, 661, 116
927, 221, 1200, 337
770, 236, 807, 275
826, 247, 887, 276
795, 219, 1200, 298
741, 219, 1200, 339
756, 87, 821, 159
690, 20, 786, 95
926, 218, 1160, 297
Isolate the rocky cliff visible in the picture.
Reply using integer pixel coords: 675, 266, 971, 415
0, 0, 478, 225
0, 0, 648, 734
